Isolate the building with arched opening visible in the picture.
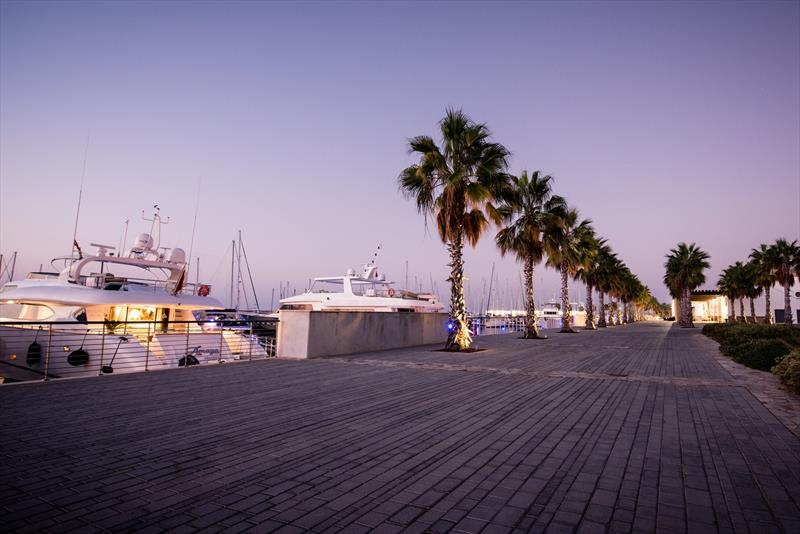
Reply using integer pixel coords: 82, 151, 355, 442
671, 289, 728, 322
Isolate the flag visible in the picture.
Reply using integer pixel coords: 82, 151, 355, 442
172, 268, 186, 295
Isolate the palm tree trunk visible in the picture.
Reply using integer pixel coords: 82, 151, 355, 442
523, 255, 541, 338
446, 231, 471, 350
615, 299, 622, 326
597, 291, 607, 327
764, 287, 772, 324
560, 262, 574, 333
738, 298, 745, 322
727, 296, 735, 323
749, 297, 756, 323
784, 283, 793, 325
622, 301, 629, 324
585, 283, 596, 330
681, 287, 693, 327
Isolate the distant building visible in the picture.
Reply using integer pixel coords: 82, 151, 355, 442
671, 289, 728, 322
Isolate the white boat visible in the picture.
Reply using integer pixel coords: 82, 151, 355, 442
280, 263, 443, 313
536, 300, 587, 328
0, 213, 267, 381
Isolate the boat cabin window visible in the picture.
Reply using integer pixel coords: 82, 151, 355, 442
107, 305, 158, 322
309, 280, 344, 293
0, 302, 55, 321
351, 282, 387, 296
280, 304, 312, 311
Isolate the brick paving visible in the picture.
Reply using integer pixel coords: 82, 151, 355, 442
1, 322, 799, 533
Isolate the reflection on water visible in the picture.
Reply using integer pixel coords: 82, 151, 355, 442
469, 316, 563, 336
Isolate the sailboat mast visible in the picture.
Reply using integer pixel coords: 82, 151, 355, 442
229, 239, 235, 308
485, 263, 495, 313
239, 231, 261, 312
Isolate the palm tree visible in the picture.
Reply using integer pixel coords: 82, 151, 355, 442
718, 265, 738, 323
750, 244, 777, 324
594, 249, 620, 328
576, 238, 610, 330
399, 109, 511, 350
743, 261, 762, 323
495, 171, 566, 339
545, 208, 595, 333
770, 239, 799, 325
663, 243, 710, 328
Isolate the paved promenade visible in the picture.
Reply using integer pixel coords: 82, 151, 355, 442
1, 322, 799, 533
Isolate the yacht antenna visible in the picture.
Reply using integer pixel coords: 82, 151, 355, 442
187, 180, 201, 278
70, 131, 90, 265
142, 206, 170, 252
117, 219, 129, 257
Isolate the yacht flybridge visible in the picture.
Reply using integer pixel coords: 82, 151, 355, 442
0, 236, 217, 324
279, 263, 443, 313
0, 210, 268, 381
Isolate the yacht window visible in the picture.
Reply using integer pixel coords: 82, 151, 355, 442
351, 282, 384, 296
107, 305, 157, 322
309, 280, 343, 293
280, 304, 311, 311
0, 303, 55, 321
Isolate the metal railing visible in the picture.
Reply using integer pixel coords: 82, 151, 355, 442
0, 319, 277, 384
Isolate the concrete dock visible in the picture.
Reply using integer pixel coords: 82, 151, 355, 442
1, 322, 799, 533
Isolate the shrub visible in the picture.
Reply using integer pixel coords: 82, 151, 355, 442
773, 349, 800, 394
726, 339, 792, 371
702, 323, 800, 351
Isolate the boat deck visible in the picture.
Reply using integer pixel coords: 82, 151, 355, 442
2, 322, 799, 533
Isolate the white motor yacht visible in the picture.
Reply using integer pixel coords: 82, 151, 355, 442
0, 214, 267, 382
280, 263, 443, 313
536, 299, 587, 328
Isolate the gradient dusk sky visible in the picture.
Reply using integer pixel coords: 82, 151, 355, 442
1, 0, 798, 310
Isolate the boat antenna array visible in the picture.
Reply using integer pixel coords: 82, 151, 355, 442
368, 244, 382, 266
141, 205, 170, 253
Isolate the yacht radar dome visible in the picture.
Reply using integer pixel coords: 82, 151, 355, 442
169, 248, 186, 265
132, 233, 154, 254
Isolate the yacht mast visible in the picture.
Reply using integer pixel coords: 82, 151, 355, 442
239, 231, 260, 312
229, 239, 235, 308
70, 131, 90, 266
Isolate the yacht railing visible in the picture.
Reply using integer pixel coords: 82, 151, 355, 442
78, 273, 212, 296
0, 319, 276, 384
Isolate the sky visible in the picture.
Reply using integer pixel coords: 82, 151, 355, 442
1, 0, 798, 311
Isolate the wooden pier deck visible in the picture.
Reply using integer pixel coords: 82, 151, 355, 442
2, 322, 799, 533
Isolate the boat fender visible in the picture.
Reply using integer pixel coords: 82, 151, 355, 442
179, 354, 200, 367
68, 329, 92, 366
26, 328, 42, 366
387, 289, 395, 298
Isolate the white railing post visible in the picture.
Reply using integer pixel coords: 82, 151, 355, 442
43, 325, 52, 381
98, 326, 106, 376
248, 323, 254, 361
145, 322, 152, 371
184, 322, 190, 368
218, 327, 225, 363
